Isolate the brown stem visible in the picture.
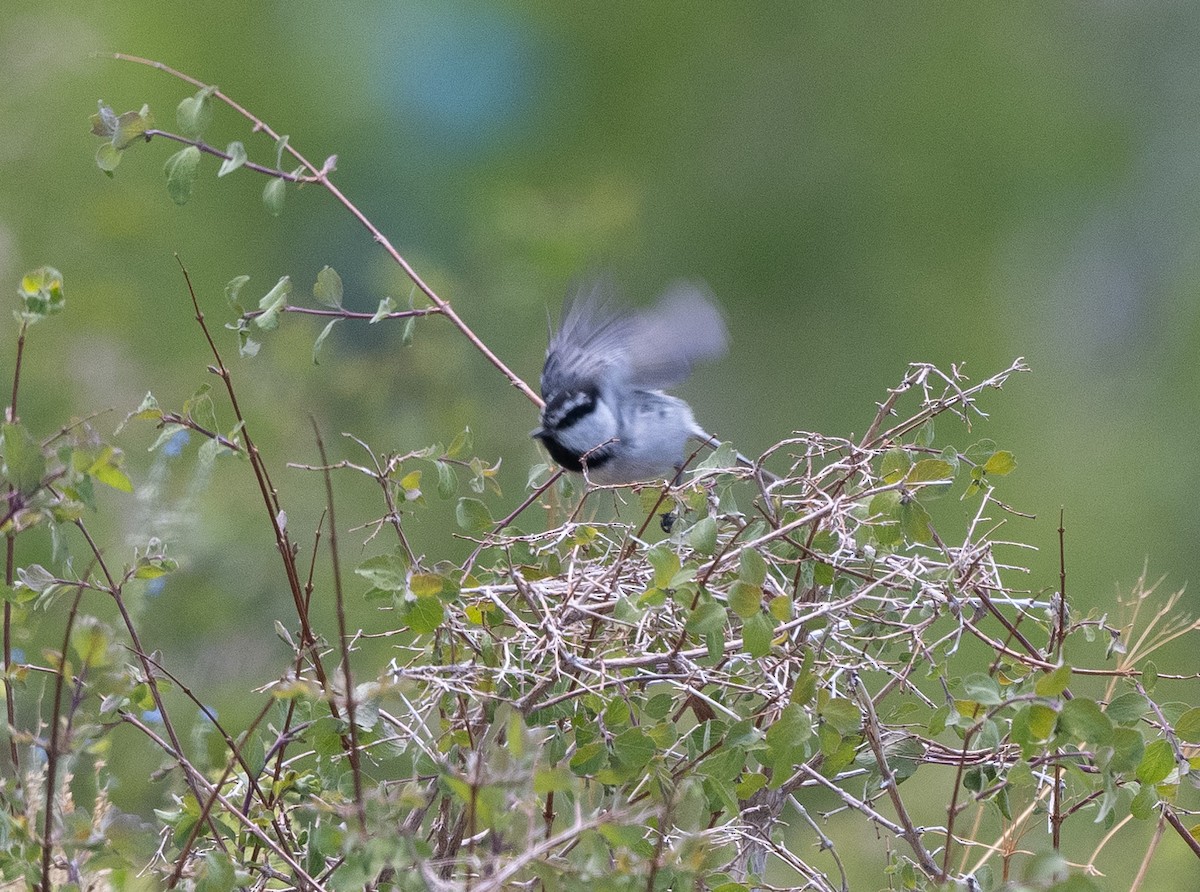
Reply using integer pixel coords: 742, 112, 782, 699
312, 420, 366, 833
174, 257, 333, 699
40, 582, 85, 892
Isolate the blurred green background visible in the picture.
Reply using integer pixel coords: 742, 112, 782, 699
3, 1, 1199, 886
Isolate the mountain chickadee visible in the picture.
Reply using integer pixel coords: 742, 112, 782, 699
532, 281, 732, 485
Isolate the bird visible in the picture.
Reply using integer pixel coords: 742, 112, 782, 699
531, 279, 735, 485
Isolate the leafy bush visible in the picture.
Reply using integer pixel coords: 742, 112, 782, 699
1, 57, 1197, 892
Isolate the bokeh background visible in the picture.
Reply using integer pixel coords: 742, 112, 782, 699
3, 2, 1199, 887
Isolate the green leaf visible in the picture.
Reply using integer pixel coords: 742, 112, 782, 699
1141, 660, 1157, 692
820, 698, 861, 736
1012, 703, 1057, 752
1135, 738, 1175, 785
435, 460, 457, 498
906, 458, 954, 484
569, 740, 608, 776
613, 728, 655, 771
405, 595, 443, 634
313, 266, 344, 308
906, 458, 954, 500
218, 140, 247, 177
964, 439, 998, 462
597, 822, 650, 853
1176, 707, 1200, 743
147, 423, 186, 453
898, 497, 934, 544
696, 440, 737, 471
1058, 698, 1113, 746
197, 436, 228, 470
90, 102, 119, 136
184, 384, 218, 433
869, 489, 900, 521
735, 772, 768, 801
371, 296, 397, 323
913, 419, 935, 448
446, 427, 472, 459
1129, 782, 1158, 820
791, 651, 817, 706
728, 581, 762, 619
739, 548, 767, 587
764, 703, 811, 782
95, 141, 122, 174
962, 673, 1002, 706
1107, 726, 1145, 775
533, 765, 576, 795
812, 560, 834, 586
312, 319, 339, 365
223, 276, 250, 315
880, 448, 910, 482
646, 545, 681, 589
1035, 664, 1072, 697
85, 446, 134, 493
687, 516, 718, 555
983, 451, 1016, 476
117, 105, 154, 146
409, 573, 444, 598
685, 600, 726, 636
354, 552, 407, 593
254, 276, 292, 330
17, 266, 66, 323
2, 423, 45, 496
176, 85, 215, 137
741, 611, 774, 657
134, 554, 178, 580
1106, 690, 1151, 726
961, 476, 988, 499
121, 392, 163, 430
15, 565, 61, 597
262, 176, 286, 216
163, 145, 202, 206
91, 102, 153, 150
455, 497, 492, 533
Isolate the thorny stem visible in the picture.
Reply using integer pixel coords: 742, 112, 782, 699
851, 674, 942, 880
3, 320, 27, 787
68, 512, 230, 851
312, 420, 367, 833
243, 304, 441, 323
460, 467, 563, 582
168, 696, 278, 889
40, 582, 85, 892
118, 711, 328, 890
1055, 507, 1068, 658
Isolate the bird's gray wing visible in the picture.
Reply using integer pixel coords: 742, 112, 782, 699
624, 281, 728, 390
543, 279, 728, 394
541, 279, 636, 395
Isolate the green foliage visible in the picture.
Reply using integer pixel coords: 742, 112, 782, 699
89, 100, 153, 173
3, 66, 1197, 892
16, 266, 65, 324
163, 145, 202, 205
176, 85, 216, 138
